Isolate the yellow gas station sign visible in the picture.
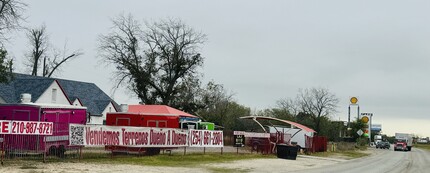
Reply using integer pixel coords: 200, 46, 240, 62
361, 116, 369, 123
350, 97, 358, 104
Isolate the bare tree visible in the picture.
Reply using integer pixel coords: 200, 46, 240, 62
0, 0, 25, 82
195, 81, 240, 130
26, 25, 82, 77
26, 25, 47, 76
198, 81, 234, 116
0, 48, 12, 83
0, 0, 26, 41
99, 14, 206, 106
43, 42, 82, 77
169, 76, 203, 113
274, 87, 338, 133
276, 98, 299, 116
295, 87, 339, 134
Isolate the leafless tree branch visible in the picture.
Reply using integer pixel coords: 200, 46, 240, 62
25, 25, 82, 77
98, 14, 206, 109
0, 0, 26, 41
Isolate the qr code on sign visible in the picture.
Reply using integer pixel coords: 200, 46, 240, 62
70, 126, 84, 145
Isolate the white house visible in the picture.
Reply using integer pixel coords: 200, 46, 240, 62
0, 73, 118, 124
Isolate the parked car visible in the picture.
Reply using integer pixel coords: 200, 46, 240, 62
376, 141, 390, 149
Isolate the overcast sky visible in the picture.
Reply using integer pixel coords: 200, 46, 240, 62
7, 0, 430, 137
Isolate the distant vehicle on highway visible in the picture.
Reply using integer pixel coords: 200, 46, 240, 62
374, 135, 382, 144
394, 133, 413, 151
417, 138, 429, 144
394, 141, 408, 151
376, 141, 390, 149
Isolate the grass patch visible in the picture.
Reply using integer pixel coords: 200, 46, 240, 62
1, 152, 271, 173
415, 144, 430, 151
309, 152, 336, 157
340, 150, 370, 159
1, 152, 274, 168
308, 150, 369, 160
20, 164, 38, 169
207, 167, 251, 173
73, 152, 274, 167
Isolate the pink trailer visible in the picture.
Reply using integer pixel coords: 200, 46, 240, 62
0, 103, 86, 157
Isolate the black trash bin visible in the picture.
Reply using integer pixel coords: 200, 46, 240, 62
276, 144, 298, 160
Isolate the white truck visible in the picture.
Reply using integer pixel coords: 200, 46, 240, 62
394, 133, 413, 151
374, 135, 382, 144
417, 138, 429, 144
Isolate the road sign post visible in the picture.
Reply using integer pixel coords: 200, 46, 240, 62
361, 113, 373, 146
357, 129, 363, 136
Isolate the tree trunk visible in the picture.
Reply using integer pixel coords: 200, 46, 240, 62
31, 60, 38, 76
315, 116, 321, 135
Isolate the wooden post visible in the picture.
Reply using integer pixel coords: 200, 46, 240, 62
79, 147, 82, 161
1, 135, 4, 165
221, 147, 223, 155
76, 148, 79, 160
43, 151, 46, 163
203, 147, 206, 154
236, 147, 239, 154
43, 136, 46, 163
110, 147, 114, 159
183, 147, 187, 155
1, 151, 3, 165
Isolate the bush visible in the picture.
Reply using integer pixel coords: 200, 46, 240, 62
355, 137, 368, 149
335, 142, 356, 151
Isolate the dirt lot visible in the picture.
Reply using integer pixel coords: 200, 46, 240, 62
0, 155, 346, 173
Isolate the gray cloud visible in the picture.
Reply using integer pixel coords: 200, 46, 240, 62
7, 0, 430, 136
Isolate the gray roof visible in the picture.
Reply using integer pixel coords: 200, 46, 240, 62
0, 73, 118, 115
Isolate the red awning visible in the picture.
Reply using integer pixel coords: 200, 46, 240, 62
127, 105, 197, 118
240, 116, 316, 133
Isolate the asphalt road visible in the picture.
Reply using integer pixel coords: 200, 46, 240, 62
295, 147, 430, 173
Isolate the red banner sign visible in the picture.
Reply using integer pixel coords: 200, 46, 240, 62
69, 124, 188, 147
0, 120, 53, 135
189, 129, 223, 147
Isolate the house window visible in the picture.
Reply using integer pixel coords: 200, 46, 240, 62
109, 107, 112, 112
51, 89, 57, 103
